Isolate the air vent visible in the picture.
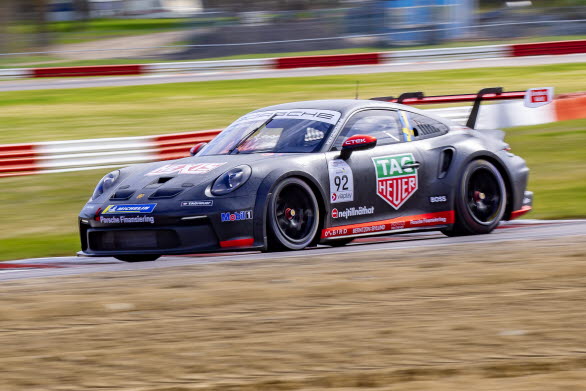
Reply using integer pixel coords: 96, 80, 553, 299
149, 188, 184, 199
438, 148, 454, 179
110, 189, 135, 200
144, 176, 175, 189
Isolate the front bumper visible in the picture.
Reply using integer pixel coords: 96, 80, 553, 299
78, 200, 264, 257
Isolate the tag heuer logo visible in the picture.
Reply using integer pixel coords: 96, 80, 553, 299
372, 154, 418, 209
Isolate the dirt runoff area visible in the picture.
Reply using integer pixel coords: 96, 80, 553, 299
0, 238, 585, 391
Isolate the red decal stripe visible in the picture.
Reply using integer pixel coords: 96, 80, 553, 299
220, 238, 254, 248
321, 211, 454, 239
509, 205, 532, 220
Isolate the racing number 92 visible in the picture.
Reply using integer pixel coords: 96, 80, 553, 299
334, 174, 349, 191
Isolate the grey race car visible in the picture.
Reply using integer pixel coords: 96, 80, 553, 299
79, 89, 533, 262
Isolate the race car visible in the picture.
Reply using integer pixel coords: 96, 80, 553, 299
78, 87, 533, 262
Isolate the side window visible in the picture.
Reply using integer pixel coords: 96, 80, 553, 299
332, 110, 402, 150
406, 112, 449, 139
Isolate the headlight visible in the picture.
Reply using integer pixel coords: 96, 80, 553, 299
91, 170, 120, 200
211, 165, 252, 196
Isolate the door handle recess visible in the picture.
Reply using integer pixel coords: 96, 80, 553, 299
402, 162, 421, 170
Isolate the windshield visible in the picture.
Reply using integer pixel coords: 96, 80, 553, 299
199, 109, 341, 156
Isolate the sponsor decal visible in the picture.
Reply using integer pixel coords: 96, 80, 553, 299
321, 211, 454, 238
181, 200, 213, 207
236, 109, 341, 125
372, 154, 418, 209
137, 193, 145, 199
331, 206, 375, 219
430, 196, 447, 203
328, 159, 354, 203
221, 210, 253, 222
99, 215, 155, 224
146, 163, 225, 176
102, 204, 157, 214
524, 87, 554, 108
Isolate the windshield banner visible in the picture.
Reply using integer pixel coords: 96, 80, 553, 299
235, 109, 341, 125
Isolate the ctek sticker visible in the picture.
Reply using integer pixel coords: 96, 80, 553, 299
328, 159, 354, 203
372, 154, 418, 210
181, 200, 213, 207
221, 210, 253, 222
524, 87, 554, 108
332, 206, 374, 219
146, 163, 225, 176
99, 215, 155, 224
102, 204, 157, 214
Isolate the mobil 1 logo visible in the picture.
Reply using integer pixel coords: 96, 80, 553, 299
328, 159, 354, 203
372, 153, 418, 210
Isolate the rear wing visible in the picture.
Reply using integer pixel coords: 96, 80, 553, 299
371, 87, 549, 129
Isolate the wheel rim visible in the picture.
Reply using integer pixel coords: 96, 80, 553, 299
466, 167, 503, 225
274, 184, 316, 244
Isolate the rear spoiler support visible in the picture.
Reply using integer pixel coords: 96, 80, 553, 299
371, 88, 527, 129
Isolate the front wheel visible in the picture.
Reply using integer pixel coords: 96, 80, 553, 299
267, 178, 320, 251
114, 255, 160, 262
443, 159, 506, 237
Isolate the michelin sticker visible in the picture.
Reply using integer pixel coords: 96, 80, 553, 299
328, 159, 354, 203
102, 204, 157, 214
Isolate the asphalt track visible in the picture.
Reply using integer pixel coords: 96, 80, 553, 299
0, 53, 585, 92
1, 219, 585, 281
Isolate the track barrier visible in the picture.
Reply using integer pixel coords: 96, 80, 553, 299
1, 40, 584, 80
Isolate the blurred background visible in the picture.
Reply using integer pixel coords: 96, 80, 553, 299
0, 0, 585, 67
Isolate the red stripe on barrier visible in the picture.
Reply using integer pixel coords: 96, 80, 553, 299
32, 64, 144, 78
275, 52, 381, 70
0, 143, 40, 178
154, 130, 221, 160
511, 40, 586, 57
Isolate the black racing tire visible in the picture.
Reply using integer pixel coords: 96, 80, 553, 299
328, 238, 354, 247
114, 255, 160, 262
267, 177, 320, 251
443, 159, 507, 237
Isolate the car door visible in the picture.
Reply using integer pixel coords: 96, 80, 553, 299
325, 108, 412, 229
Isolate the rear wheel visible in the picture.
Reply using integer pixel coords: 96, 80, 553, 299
443, 159, 506, 237
267, 178, 320, 251
114, 255, 160, 263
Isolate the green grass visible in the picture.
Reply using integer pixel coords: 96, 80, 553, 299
0, 62, 585, 144
0, 64, 584, 260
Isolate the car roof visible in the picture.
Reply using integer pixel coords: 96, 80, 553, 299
253, 99, 402, 115
251, 99, 456, 126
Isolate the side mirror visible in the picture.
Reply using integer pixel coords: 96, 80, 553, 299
189, 142, 207, 156
340, 134, 377, 160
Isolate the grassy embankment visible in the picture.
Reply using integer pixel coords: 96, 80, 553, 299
0, 62, 584, 260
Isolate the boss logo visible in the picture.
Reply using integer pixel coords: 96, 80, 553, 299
430, 196, 447, 203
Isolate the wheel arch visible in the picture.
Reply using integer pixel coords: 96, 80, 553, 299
255, 170, 327, 250
459, 152, 515, 221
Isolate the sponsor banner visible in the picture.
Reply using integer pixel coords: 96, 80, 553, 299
146, 163, 225, 176
235, 109, 341, 125
99, 215, 155, 224
372, 154, 418, 209
524, 87, 554, 108
328, 159, 354, 203
321, 211, 454, 239
430, 195, 447, 203
102, 204, 157, 214
221, 210, 253, 222
181, 200, 213, 207
332, 206, 374, 219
